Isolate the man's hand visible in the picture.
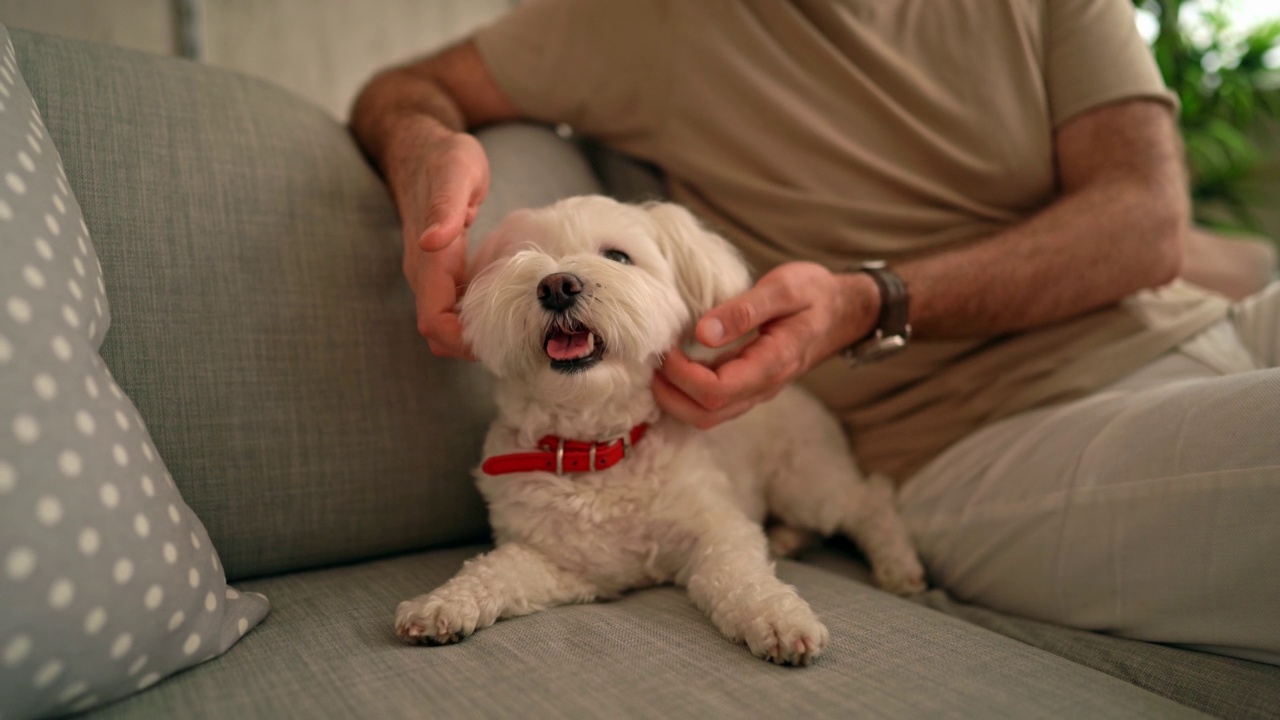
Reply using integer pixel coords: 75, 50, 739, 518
349, 39, 520, 359
655, 262, 879, 429
391, 124, 489, 359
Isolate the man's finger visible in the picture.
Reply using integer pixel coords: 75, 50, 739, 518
654, 372, 765, 429
710, 326, 805, 397
415, 288, 471, 358
414, 251, 473, 358
417, 169, 476, 252
425, 314, 473, 359
696, 272, 808, 347
662, 332, 797, 410
659, 348, 730, 410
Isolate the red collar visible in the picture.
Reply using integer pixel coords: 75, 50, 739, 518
481, 424, 649, 476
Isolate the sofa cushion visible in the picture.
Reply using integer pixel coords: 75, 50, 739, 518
804, 541, 1280, 719
77, 545, 1203, 719
10, 28, 601, 582
0, 25, 267, 720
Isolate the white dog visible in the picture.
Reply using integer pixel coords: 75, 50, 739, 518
396, 196, 926, 665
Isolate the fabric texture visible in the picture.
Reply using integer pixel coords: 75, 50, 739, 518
473, 0, 1228, 482
79, 546, 1203, 719
899, 288, 1280, 666
0, 25, 267, 720
11, 28, 600, 582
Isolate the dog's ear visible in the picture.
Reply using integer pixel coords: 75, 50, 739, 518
645, 202, 752, 320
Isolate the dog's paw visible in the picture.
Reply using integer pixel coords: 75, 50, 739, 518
743, 605, 829, 667
874, 556, 928, 596
395, 594, 481, 645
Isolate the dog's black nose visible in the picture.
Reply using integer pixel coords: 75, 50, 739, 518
537, 272, 584, 312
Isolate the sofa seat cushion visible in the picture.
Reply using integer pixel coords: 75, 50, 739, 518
80, 546, 1201, 719
805, 542, 1280, 719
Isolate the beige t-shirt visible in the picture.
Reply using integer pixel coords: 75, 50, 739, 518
474, 0, 1231, 481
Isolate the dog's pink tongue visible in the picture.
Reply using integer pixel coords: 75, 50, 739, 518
547, 331, 594, 360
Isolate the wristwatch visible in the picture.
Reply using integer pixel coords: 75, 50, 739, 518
842, 260, 912, 366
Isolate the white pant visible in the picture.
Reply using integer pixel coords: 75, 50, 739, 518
900, 283, 1280, 665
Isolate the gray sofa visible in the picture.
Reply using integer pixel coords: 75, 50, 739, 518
9, 26, 1280, 720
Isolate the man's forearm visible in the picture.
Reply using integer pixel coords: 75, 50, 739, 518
895, 100, 1186, 341
349, 40, 516, 184
898, 178, 1184, 340
349, 68, 465, 182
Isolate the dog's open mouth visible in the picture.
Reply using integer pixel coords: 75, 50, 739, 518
545, 320, 605, 373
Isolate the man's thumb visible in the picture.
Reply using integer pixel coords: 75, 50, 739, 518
418, 212, 462, 252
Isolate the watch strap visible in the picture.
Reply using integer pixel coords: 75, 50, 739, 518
843, 261, 911, 365
863, 261, 910, 340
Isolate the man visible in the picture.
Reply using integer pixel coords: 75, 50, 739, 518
350, 0, 1279, 664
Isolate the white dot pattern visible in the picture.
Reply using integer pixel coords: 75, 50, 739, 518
6, 547, 36, 581
32, 372, 56, 399
4, 634, 32, 666
8, 296, 34, 325
99, 483, 120, 509
144, 585, 163, 610
78, 528, 100, 556
109, 634, 132, 660
112, 559, 134, 585
12, 414, 39, 444
48, 578, 74, 609
58, 680, 88, 704
0, 42, 267, 719
22, 264, 44, 289
0, 460, 14, 494
34, 660, 63, 688
50, 334, 71, 361
59, 449, 83, 477
74, 411, 94, 436
83, 607, 107, 635
35, 495, 62, 526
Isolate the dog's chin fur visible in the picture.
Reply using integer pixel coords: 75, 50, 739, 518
493, 360, 660, 446
398, 196, 926, 666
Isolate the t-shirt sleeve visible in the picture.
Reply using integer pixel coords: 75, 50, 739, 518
1045, 0, 1178, 127
472, 0, 674, 145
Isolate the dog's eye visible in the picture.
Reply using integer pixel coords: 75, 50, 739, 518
602, 249, 632, 265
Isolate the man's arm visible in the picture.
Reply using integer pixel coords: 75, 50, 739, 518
349, 40, 520, 357
656, 99, 1188, 427
900, 99, 1185, 339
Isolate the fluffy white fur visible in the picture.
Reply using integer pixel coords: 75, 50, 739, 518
396, 196, 926, 665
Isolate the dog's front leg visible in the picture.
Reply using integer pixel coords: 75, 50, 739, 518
677, 515, 828, 666
396, 542, 597, 645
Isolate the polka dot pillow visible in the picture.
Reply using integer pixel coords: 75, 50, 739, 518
0, 27, 267, 720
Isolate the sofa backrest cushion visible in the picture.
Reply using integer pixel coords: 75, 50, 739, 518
10, 29, 600, 581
